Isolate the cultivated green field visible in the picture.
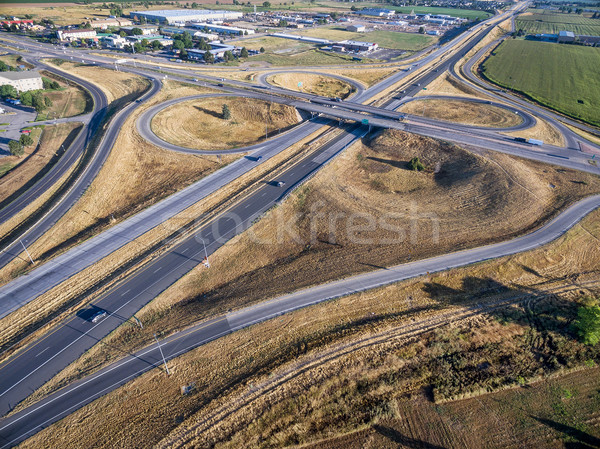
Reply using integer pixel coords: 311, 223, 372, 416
516, 10, 600, 35
391, 6, 491, 20
482, 39, 600, 126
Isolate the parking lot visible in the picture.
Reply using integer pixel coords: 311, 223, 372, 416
0, 102, 36, 156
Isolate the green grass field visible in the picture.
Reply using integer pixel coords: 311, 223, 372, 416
247, 49, 370, 66
516, 10, 600, 35
391, 6, 491, 20
482, 39, 600, 126
292, 26, 436, 51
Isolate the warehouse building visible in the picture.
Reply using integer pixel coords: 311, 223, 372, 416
334, 40, 378, 52
558, 30, 575, 43
0, 71, 43, 93
130, 9, 243, 25
90, 18, 132, 29
355, 8, 395, 17
186, 23, 254, 35
57, 28, 97, 42
126, 34, 173, 46
346, 24, 365, 32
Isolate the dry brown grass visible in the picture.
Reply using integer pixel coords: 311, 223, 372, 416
19, 204, 600, 449
43, 60, 148, 104
566, 124, 600, 146
400, 98, 523, 128
38, 71, 91, 120
321, 68, 399, 87
504, 116, 565, 147
151, 97, 300, 151
15, 127, 600, 413
267, 72, 354, 99
415, 73, 485, 99
0, 107, 335, 369
0, 122, 82, 203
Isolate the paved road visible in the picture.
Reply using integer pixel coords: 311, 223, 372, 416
396, 94, 536, 132
0, 123, 367, 418
0, 68, 160, 270
1, 191, 598, 448
0, 63, 107, 227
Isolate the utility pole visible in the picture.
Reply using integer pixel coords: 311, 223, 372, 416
154, 333, 170, 375
201, 239, 210, 268
20, 240, 34, 264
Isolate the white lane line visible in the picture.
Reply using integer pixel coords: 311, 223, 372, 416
181, 248, 189, 254
35, 347, 50, 358
121, 289, 131, 297
153, 267, 162, 273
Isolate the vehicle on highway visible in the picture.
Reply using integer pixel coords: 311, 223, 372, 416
277, 181, 286, 187
91, 310, 108, 323
193, 78, 199, 82
217, 83, 224, 87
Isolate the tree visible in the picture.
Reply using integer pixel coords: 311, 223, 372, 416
180, 48, 188, 59
0, 61, 13, 72
20, 133, 34, 147
141, 38, 149, 48
278, 19, 288, 27
32, 93, 46, 112
262, 1, 271, 6
173, 40, 185, 51
42, 78, 60, 89
119, 30, 127, 37
131, 27, 143, 35
0, 84, 18, 98
20, 91, 33, 106
203, 51, 214, 63
259, 46, 265, 53
222, 103, 231, 120
240, 47, 248, 58
8, 140, 24, 157
44, 96, 53, 107
418, 26, 425, 34
223, 50, 234, 61
151, 39, 162, 50
575, 305, 600, 345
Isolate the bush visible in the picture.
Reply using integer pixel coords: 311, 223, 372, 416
575, 305, 600, 345
407, 156, 426, 171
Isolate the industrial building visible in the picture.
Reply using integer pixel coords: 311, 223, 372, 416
186, 43, 236, 60
90, 18, 132, 29
558, 30, 575, 43
333, 40, 378, 52
0, 71, 43, 93
355, 8, 395, 17
56, 28, 97, 42
126, 34, 173, 46
160, 27, 219, 41
120, 25, 158, 35
103, 34, 128, 49
186, 23, 255, 35
346, 24, 365, 32
129, 9, 243, 25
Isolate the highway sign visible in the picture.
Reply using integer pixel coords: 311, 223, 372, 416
361, 118, 369, 125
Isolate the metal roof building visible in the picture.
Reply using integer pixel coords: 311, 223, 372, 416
129, 9, 243, 24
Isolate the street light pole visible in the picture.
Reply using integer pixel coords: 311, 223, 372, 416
20, 240, 34, 264
154, 333, 170, 375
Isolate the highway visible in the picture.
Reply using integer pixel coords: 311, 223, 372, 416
0, 65, 160, 270
1, 191, 599, 448
0, 64, 107, 227
1, 2, 600, 444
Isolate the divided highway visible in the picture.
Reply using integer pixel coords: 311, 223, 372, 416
1, 191, 599, 448
1, 2, 600, 445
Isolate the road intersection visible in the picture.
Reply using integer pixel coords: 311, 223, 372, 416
1, 2, 600, 445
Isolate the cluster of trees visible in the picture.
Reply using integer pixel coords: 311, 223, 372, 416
0, 86, 53, 112
0, 61, 16, 72
576, 303, 600, 346
42, 78, 61, 90
124, 39, 163, 53
557, 6, 584, 13
8, 133, 35, 157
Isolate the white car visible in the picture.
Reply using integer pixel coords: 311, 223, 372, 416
91, 310, 108, 323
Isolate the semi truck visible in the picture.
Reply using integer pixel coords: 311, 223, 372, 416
515, 137, 544, 146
